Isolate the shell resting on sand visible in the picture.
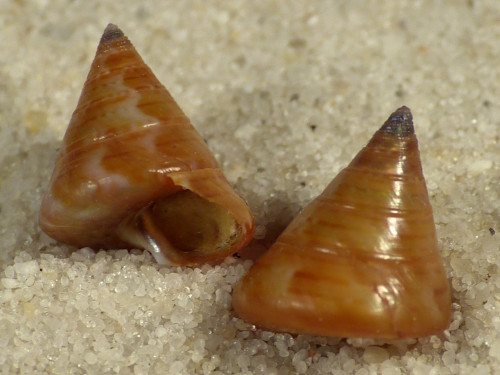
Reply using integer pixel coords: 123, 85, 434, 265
39, 24, 255, 266
232, 107, 451, 339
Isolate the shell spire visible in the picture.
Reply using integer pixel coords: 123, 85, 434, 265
232, 107, 451, 339
39, 24, 255, 266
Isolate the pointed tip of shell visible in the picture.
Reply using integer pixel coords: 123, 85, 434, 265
380, 106, 414, 136
100, 23, 125, 43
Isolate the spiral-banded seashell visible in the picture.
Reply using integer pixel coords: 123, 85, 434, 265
232, 107, 451, 339
39, 24, 255, 266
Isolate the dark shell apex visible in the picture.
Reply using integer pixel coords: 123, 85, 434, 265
100, 24, 124, 43
380, 106, 414, 136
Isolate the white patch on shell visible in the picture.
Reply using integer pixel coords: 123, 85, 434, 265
84, 147, 132, 197
80, 74, 165, 197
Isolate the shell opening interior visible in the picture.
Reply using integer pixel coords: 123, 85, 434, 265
138, 190, 241, 264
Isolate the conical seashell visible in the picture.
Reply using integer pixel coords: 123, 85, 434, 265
39, 24, 255, 266
232, 107, 451, 339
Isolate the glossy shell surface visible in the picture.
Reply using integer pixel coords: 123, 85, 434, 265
232, 107, 451, 339
39, 24, 255, 266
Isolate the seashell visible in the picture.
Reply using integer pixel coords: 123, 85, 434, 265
39, 24, 255, 266
232, 107, 451, 339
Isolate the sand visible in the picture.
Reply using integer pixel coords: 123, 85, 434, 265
0, 1, 499, 374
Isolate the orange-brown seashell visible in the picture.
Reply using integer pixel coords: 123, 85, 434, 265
39, 24, 255, 266
232, 107, 451, 339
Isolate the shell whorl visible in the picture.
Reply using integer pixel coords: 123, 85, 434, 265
39, 24, 255, 266
232, 107, 451, 339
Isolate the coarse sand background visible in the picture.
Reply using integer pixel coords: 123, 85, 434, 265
1, 1, 499, 374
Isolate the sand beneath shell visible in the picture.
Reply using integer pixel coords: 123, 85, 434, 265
1, 1, 499, 374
